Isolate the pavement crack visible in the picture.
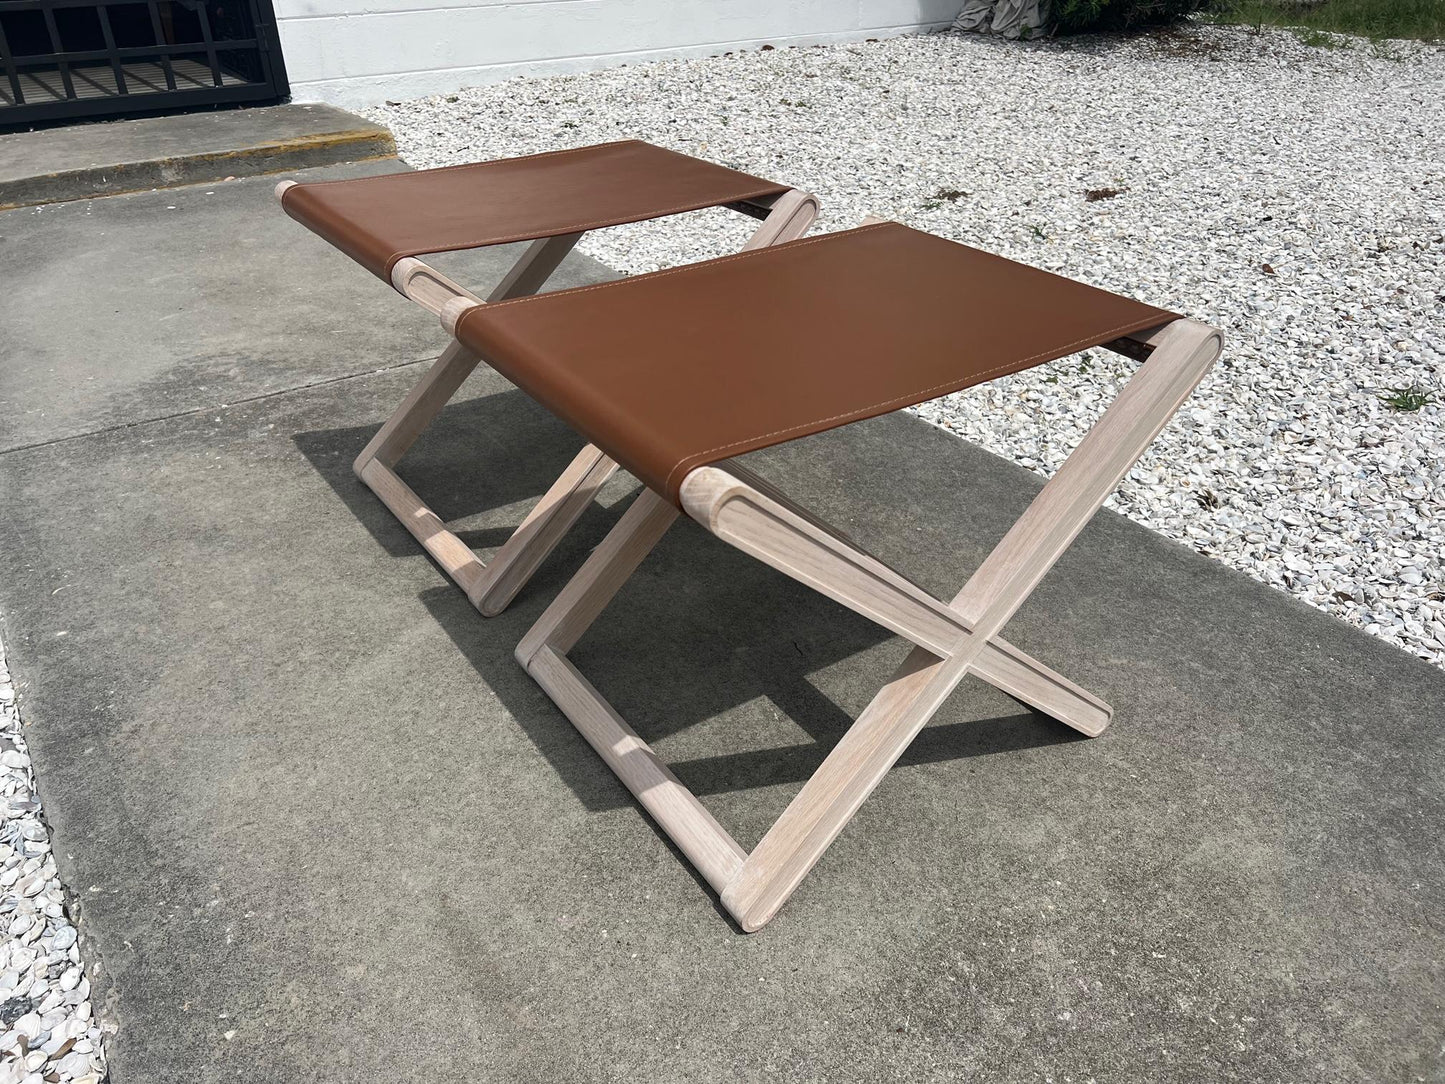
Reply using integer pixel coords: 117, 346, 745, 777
0, 357, 429, 458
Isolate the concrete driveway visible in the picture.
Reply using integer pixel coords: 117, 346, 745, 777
0, 165, 1441, 1083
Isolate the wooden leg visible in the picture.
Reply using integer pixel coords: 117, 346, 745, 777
355, 234, 611, 614
469, 444, 618, 617
528, 647, 746, 892
680, 462, 1113, 736
724, 318, 1223, 930
515, 487, 680, 666
354, 339, 483, 476
357, 232, 585, 478
516, 318, 1221, 930
359, 443, 611, 603
358, 454, 486, 594
516, 489, 747, 892
486, 232, 584, 303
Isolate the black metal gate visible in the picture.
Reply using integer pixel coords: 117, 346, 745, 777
0, 0, 288, 127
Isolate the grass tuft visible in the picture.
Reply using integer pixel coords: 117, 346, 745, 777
1294, 25, 1350, 46
1379, 385, 1435, 412
1208, 0, 1443, 42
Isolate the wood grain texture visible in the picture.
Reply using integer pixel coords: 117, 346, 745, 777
515, 487, 680, 667
741, 190, 820, 249
486, 232, 583, 303
529, 646, 747, 892
724, 318, 1222, 930
391, 256, 486, 315
680, 463, 1112, 736
354, 338, 482, 474
951, 319, 1221, 630
358, 457, 485, 594
470, 445, 619, 617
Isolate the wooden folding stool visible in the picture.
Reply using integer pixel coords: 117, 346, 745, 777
443, 222, 1221, 930
276, 140, 818, 614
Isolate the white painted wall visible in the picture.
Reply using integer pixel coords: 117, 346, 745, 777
275, 0, 960, 108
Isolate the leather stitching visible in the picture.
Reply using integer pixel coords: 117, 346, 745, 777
661, 313, 1176, 497
459, 219, 1172, 498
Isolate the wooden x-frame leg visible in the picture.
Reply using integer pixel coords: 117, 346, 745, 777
515, 317, 1222, 930
346, 188, 821, 616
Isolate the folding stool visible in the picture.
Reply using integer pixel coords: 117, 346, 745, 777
278, 140, 818, 614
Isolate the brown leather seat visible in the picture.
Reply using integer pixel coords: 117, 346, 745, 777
280, 140, 790, 282
453, 222, 1177, 505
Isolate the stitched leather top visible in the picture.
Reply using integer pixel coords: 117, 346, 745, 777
456, 223, 1178, 506
280, 140, 791, 282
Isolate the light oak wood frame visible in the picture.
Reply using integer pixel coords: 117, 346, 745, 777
277, 181, 820, 616
512, 316, 1222, 931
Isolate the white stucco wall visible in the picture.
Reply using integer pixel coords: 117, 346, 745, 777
276, 0, 960, 107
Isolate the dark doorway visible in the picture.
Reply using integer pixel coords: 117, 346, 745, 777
0, 0, 288, 128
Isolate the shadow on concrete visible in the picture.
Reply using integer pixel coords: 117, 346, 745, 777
292, 385, 596, 557
6, 364, 1442, 1082
294, 387, 1084, 821
420, 521, 1083, 806
8, 159, 1441, 1078
407, 463, 1084, 931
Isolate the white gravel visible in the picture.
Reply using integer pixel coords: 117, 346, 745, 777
365, 24, 1445, 668
0, 637, 107, 1084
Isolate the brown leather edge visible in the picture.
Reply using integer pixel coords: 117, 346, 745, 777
279, 181, 395, 282
277, 140, 793, 285
657, 307, 1179, 505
